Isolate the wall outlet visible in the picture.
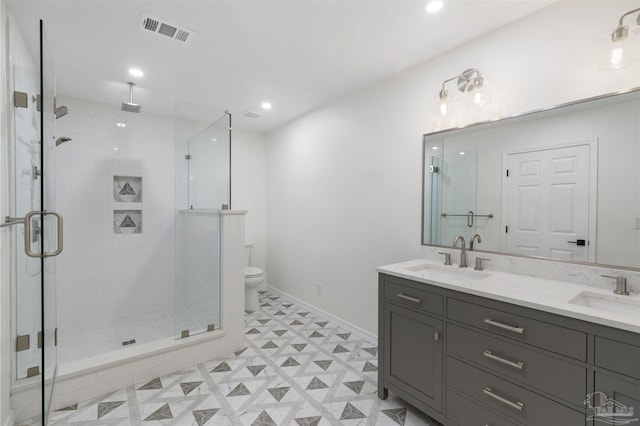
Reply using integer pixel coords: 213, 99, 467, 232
315, 282, 323, 296
636, 216, 640, 231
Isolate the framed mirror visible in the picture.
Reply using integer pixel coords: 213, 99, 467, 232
422, 88, 640, 271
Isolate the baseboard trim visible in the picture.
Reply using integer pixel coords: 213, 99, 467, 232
3, 412, 14, 426
266, 285, 377, 345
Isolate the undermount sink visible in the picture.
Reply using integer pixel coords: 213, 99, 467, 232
404, 263, 490, 279
569, 291, 640, 317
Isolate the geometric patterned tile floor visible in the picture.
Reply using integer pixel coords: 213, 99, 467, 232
19, 290, 439, 426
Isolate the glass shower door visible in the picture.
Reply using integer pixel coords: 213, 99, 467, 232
12, 20, 61, 423
40, 20, 59, 423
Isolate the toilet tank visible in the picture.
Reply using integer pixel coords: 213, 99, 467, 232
244, 241, 254, 267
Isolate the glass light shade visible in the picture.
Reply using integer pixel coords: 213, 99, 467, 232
437, 92, 454, 117
467, 79, 491, 108
598, 26, 640, 70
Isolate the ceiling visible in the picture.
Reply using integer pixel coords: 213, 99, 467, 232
8, 0, 554, 132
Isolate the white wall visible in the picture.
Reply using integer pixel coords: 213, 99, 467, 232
265, 1, 640, 335
232, 130, 267, 273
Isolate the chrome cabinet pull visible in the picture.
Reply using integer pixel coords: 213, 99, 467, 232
483, 350, 525, 370
483, 387, 524, 411
484, 317, 525, 334
434, 331, 440, 342
24, 211, 64, 258
397, 293, 422, 304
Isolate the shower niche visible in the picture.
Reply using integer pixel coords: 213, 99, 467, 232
113, 175, 143, 234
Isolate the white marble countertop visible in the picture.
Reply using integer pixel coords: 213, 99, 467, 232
378, 259, 640, 334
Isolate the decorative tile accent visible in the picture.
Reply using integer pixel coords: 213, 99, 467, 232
113, 209, 142, 234
295, 415, 322, 426
143, 403, 173, 421
267, 386, 290, 402
39, 290, 436, 426
97, 401, 125, 419
180, 381, 203, 395
137, 377, 162, 390
193, 408, 219, 425
247, 365, 267, 376
340, 402, 367, 420
343, 380, 365, 395
210, 361, 231, 373
383, 407, 409, 426
113, 175, 142, 203
227, 383, 251, 397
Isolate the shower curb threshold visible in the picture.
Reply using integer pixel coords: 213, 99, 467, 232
11, 329, 226, 393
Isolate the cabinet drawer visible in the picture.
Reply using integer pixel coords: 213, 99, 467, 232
446, 388, 518, 426
595, 337, 640, 380
384, 278, 443, 316
447, 323, 586, 405
447, 357, 585, 426
448, 298, 586, 361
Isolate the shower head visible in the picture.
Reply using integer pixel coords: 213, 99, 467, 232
121, 82, 141, 113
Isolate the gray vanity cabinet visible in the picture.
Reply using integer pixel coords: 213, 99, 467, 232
378, 273, 640, 426
378, 275, 445, 419
593, 373, 640, 419
382, 303, 443, 412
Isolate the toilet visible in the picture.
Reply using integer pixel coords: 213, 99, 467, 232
244, 241, 264, 311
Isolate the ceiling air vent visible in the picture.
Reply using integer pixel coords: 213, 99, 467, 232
242, 110, 263, 119
139, 14, 195, 44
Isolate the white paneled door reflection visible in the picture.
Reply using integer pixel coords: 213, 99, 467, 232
504, 142, 594, 262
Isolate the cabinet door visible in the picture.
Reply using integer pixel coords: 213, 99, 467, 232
592, 373, 640, 423
383, 303, 443, 412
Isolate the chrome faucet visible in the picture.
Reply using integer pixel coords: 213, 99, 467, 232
452, 235, 467, 268
470, 233, 482, 251
602, 275, 629, 295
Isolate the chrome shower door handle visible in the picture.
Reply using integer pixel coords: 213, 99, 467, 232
24, 210, 63, 258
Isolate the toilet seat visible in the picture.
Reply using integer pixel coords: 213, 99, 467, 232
244, 267, 264, 278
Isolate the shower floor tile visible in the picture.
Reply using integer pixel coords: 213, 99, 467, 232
19, 290, 438, 426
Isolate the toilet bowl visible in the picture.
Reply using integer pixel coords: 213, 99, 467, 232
244, 242, 264, 311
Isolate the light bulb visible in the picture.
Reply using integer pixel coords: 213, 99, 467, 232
439, 100, 448, 116
610, 46, 624, 69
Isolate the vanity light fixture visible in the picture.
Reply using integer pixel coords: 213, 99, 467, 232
438, 68, 490, 117
599, 7, 640, 70
116, 122, 126, 128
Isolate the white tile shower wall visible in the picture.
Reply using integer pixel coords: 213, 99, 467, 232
54, 96, 176, 363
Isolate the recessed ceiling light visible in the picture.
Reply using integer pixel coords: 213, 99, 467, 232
211, 138, 217, 142
129, 68, 144, 77
261, 101, 272, 110
459, 152, 465, 155
425, 1, 443, 13
431, 146, 439, 150
117, 122, 126, 127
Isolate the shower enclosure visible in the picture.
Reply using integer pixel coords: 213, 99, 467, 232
8, 23, 234, 422
8, 21, 60, 423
